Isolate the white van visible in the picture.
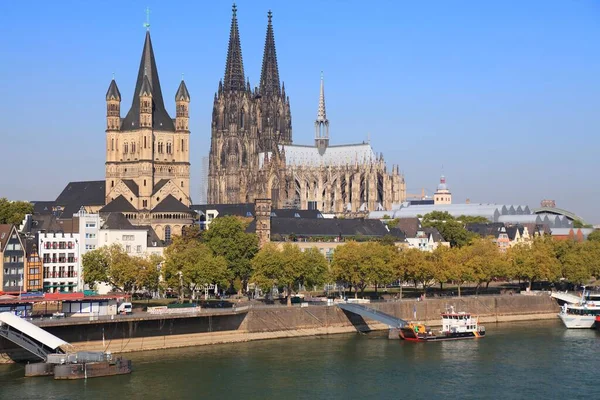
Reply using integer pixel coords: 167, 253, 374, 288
118, 302, 133, 315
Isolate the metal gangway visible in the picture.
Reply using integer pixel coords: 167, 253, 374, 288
337, 302, 408, 328
0, 312, 68, 361
550, 291, 582, 305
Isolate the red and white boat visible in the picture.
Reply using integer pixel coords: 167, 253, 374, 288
399, 306, 485, 342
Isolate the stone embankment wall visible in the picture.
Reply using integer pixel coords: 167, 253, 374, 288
0, 295, 558, 363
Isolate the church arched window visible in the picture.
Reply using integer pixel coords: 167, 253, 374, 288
167, 142, 172, 154
111, 138, 114, 151
165, 225, 172, 243
144, 136, 147, 149
182, 139, 185, 152
131, 142, 136, 153
240, 108, 245, 129
124, 143, 128, 154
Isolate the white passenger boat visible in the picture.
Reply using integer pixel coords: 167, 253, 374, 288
558, 290, 600, 329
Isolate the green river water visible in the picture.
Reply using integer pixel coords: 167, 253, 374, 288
0, 319, 598, 399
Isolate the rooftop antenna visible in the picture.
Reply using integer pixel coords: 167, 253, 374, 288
143, 7, 151, 31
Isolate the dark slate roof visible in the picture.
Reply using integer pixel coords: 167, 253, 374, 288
99, 195, 138, 213
192, 203, 255, 218
175, 80, 190, 101
266, 218, 390, 238
0, 225, 12, 251
25, 236, 38, 255
122, 180, 139, 197
100, 213, 144, 230
55, 181, 105, 207
394, 218, 421, 238
466, 223, 506, 239
191, 204, 324, 220
388, 228, 407, 241
28, 215, 78, 234
270, 209, 323, 219
121, 31, 175, 132
505, 225, 526, 241
422, 227, 445, 242
151, 195, 192, 213
138, 225, 167, 248
32, 201, 55, 215
153, 179, 170, 195
106, 79, 121, 101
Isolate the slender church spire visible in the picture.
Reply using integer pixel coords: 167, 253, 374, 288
315, 72, 329, 152
259, 10, 281, 97
223, 3, 246, 92
121, 30, 174, 131
316, 71, 327, 124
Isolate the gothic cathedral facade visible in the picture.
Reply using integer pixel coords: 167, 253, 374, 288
208, 6, 405, 213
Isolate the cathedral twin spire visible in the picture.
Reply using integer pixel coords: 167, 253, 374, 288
259, 10, 280, 97
223, 4, 246, 92
222, 4, 283, 98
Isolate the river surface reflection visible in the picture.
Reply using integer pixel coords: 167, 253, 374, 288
0, 319, 598, 399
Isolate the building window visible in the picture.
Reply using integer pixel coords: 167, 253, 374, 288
144, 136, 147, 148
111, 138, 114, 151
167, 142, 172, 154
124, 143, 128, 153
131, 142, 136, 153
86, 223, 96, 228
144, 179, 147, 186
165, 225, 172, 243
111, 180, 114, 188
181, 139, 185, 151
136, 245, 142, 253
181, 181, 183, 187
126, 245, 131, 253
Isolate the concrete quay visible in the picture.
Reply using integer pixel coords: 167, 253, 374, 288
0, 294, 559, 363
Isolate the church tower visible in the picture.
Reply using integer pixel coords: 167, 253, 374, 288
256, 10, 292, 151
314, 72, 329, 154
105, 27, 191, 210
208, 4, 258, 204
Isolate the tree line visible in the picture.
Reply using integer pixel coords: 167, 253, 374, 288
83, 214, 600, 304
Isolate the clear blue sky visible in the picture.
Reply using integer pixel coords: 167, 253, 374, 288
1, 1, 599, 223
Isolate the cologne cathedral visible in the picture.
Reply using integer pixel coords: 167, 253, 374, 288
208, 5, 406, 213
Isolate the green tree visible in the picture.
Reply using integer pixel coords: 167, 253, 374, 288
457, 215, 490, 225
135, 254, 163, 296
300, 247, 329, 292
509, 237, 560, 290
82, 244, 137, 293
363, 243, 396, 295
445, 246, 473, 297
203, 216, 259, 294
399, 248, 436, 297
0, 198, 33, 225
573, 219, 592, 229
331, 241, 366, 298
421, 211, 477, 247
252, 243, 327, 306
587, 230, 600, 242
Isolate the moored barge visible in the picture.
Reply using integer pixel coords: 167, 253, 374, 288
399, 307, 485, 342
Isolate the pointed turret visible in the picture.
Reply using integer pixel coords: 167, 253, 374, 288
259, 10, 281, 97
139, 74, 153, 97
121, 31, 174, 131
315, 72, 330, 152
106, 79, 121, 101
106, 79, 121, 131
175, 79, 190, 132
175, 79, 190, 102
223, 3, 246, 92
